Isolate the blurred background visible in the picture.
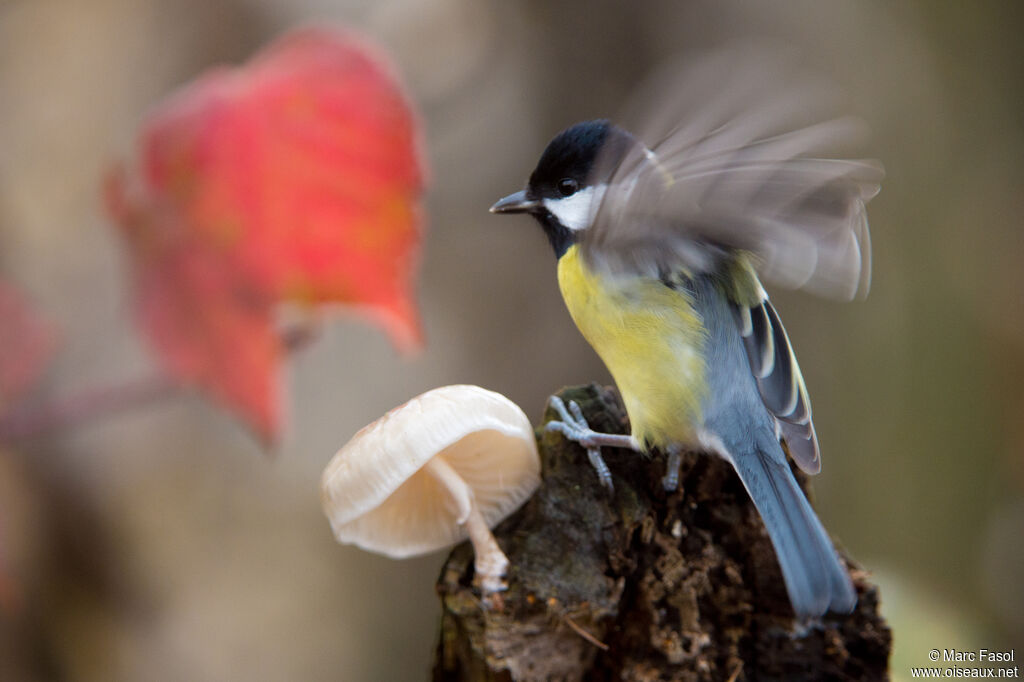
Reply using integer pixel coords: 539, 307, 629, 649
1, 0, 1022, 679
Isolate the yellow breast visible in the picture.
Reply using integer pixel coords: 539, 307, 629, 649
556, 245, 707, 449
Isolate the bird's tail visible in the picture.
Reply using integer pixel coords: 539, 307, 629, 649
728, 438, 856, 618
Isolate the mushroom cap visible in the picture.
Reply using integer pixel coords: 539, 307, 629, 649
320, 385, 540, 558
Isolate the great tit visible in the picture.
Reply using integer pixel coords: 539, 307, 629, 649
490, 50, 881, 618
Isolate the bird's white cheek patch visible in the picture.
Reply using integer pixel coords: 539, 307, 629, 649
542, 185, 606, 232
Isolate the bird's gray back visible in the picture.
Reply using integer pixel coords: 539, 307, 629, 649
690, 275, 779, 455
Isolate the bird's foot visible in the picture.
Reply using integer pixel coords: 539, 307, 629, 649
546, 396, 639, 494
662, 446, 682, 492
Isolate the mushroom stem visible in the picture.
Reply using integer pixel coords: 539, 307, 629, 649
462, 504, 510, 593
423, 457, 510, 592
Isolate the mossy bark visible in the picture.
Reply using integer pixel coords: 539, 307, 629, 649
433, 384, 891, 681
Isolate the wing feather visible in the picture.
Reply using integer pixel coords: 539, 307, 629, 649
733, 296, 821, 474
582, 45, 882, 301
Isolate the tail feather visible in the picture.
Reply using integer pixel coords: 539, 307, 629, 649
728, 441, 856, 618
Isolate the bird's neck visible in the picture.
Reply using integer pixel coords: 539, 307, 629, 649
537, 212, 577, 259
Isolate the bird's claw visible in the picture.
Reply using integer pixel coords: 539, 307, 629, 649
546, 396, 615, 494
661, 446, 682, 492
547, 396, 597, 443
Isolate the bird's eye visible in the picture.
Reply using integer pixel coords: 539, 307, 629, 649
557, 178, 579, 197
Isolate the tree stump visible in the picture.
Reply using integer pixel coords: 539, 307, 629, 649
433, 384, 891, 681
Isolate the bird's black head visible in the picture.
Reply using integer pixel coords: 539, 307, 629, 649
491, 120, 638, 257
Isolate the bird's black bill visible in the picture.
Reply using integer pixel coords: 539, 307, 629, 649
489, 190, 539, 214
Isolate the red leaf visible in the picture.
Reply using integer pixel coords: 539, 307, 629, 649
0, 280, 57, 409
107, 26, 426, 442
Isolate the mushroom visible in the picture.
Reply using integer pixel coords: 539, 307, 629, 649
320, 384, 540, 592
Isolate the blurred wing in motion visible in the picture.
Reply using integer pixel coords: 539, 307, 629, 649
583, 45, 883, 300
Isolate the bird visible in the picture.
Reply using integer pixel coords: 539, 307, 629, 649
489, 48, 882, 619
